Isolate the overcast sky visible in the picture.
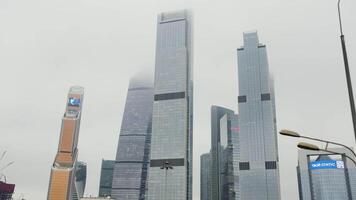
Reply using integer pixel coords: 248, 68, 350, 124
1, 0, 356, 199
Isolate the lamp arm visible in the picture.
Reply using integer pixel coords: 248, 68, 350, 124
301, 136, 356, 158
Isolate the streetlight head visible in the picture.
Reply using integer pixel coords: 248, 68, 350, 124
279, 129, 301, 137
297, 142, 320, 151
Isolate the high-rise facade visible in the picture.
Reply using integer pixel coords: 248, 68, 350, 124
236, 32, 281, 199
200, 153, 211, 200
297, 148, 356, 200
210, 106, 234, 200
47, 86, 84, 200
210, 106, 239, 200
147, 10, 193, 200
111, 77, 154, 200
75, 161, 87, 199
99, 160, 115, 198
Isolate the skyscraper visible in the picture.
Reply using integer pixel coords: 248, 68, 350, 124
99, 160, 115, 198
147, 10, 193, 200
297, 148, 356, 200
111, 77, 154, 200
200, 153, 211, 200
47, 86, 84, 200
210, 106, 234, 200
75, 161, 87, 199
236, 32, 281, 199
210, 106, 239, 200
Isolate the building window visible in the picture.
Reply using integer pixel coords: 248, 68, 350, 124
238, 95, 247, 103
239, 162, 250, 170
261, 93, 271, 101
265, 161, 277, 169
154, 92, 185, 101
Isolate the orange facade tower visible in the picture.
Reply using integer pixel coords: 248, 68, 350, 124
47, 86, 84, 200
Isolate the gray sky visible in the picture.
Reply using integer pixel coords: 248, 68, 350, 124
1, 0, 356, 199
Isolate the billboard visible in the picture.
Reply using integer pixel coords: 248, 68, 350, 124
68, 97, 81, 107
309, 160, 344, 170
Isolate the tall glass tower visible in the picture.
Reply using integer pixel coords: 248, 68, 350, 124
47, 86, 84, 200
147, 10, 193, 200
236, 32, 281, 199
111, 77, 154, 200
99, 159, 115, 198
210, 106, 234, 200
210, 106, 239, 200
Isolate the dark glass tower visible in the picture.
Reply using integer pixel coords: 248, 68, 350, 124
147, 10, 193, 200
111, 77, 154, 200
99, 160, 115, 198
236, 32, 281, 199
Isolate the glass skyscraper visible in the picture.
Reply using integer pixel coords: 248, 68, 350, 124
297, 148, 356, 200
99, 159, 115, 198
147, 10, 193, 200
111, 77, 154, 200
75, 161, 87, 199
210, 106, 234, 200
209, 106, 239, 200
236, 32, 281, 199
47, 86, 84, 200
200, 153, 211, 200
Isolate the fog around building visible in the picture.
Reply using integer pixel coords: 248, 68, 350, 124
1, 0, 356, 199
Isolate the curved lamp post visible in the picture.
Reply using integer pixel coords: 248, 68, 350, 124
297, 141, 356, 166
279, 129, 356, 158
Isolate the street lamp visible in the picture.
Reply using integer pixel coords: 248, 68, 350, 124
336, 0, 356, 141
297, 141, 356, 166
279, 129, 356, 158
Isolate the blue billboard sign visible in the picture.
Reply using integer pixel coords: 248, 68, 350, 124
309, 160, 344, 170
68, 98, 81, 106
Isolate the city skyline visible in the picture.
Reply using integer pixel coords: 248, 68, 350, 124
1, 0, 356, 199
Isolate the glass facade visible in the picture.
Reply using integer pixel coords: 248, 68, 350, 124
210, 106, 234, 200
236, 32, 281, 199
200, 153, 211, 200
297, 148, 356, 200
147, 10, 193, 200
99, 160, 115, 198
111, 77, 154, 200
75, 161, 87, 198
209, 106, 239, 200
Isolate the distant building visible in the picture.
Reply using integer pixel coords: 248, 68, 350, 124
200, 153, 211, 200
99, 160, 115, 198
297, 148, 356, 200
147, 10, 193, 200
236, 32, 281, 199
0, 181, 15, 200
111, 76, 154, 200
210, 106, 239, 200
75, 161, 87, 199
47, 86, 85, 200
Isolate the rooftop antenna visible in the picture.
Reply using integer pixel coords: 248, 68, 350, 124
0, 151, 6, 164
